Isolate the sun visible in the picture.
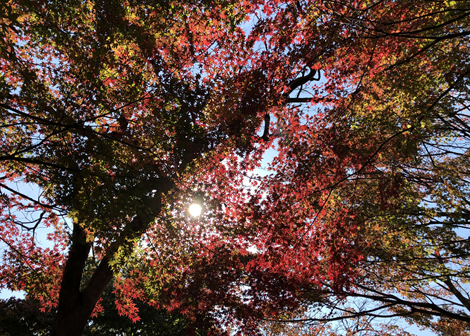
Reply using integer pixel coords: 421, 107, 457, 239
188, 203, 202, 217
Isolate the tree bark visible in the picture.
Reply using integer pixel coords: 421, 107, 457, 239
51, 223, 98, 336
51, 258, 114, 336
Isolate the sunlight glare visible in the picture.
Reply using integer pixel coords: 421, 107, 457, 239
188, 203, 202, 217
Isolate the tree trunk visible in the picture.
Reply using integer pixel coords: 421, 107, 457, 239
51, 254, 115, 336
51, 224, 114, 336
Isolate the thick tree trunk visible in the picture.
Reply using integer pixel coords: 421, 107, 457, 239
51, 224, 114, 336
51, 259, 114, 336
52, 298, 103, 336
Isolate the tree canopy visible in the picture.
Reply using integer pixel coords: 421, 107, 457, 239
0, 283, 211, 336
0, 0, 470, 335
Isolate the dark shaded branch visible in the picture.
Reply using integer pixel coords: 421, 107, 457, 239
0, 182, 60, 210
261, 113, 270, 141
286, 68, 320, 96
442, 278, 470, 311
352, 284, 470, 322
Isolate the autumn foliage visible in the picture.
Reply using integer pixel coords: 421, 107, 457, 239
0, 0, 470, 335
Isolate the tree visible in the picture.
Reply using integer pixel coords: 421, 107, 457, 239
83, 283, 213, 336
1, 0, 470, 335
0, 297, 53, 336
0, 284, 212, 336
0, 0, 264, 334
233, 0, 470, 334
